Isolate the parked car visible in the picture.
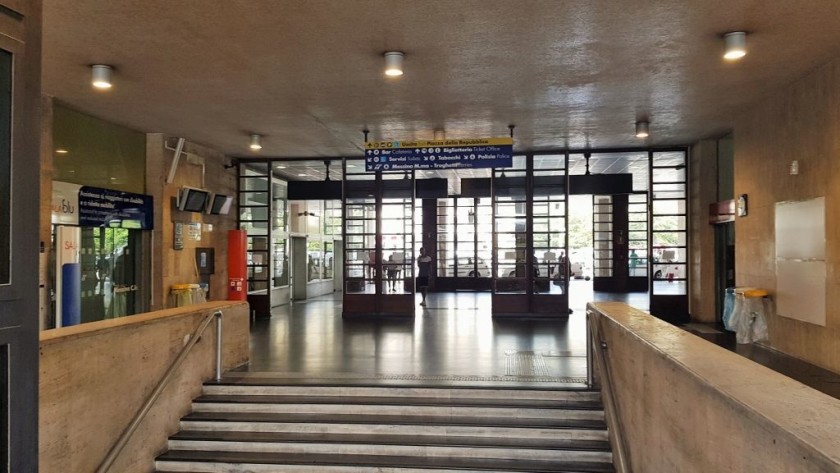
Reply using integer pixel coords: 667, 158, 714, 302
450, 257, 490, 277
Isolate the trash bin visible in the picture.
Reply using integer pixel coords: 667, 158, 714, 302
722, 287, 736, 331
169, 283, 205, 307
731, 288, 770, 344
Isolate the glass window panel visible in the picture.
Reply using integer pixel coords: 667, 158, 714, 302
241, 191, 269, 207
533, 154, 566, 169
652, 232, 687, 247
653, 151, 686, 167
652, 167, 686, 183
652, 280, 688, 295
240, 206, 269, 221
652, 200, 686, 215
510, 155, 527, 170
240, 176, 269, 192
242, 221, 268, 235
653, 215, 687, 231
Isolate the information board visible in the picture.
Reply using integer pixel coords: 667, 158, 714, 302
78, 186, 154, 229
364, 137, 513, 171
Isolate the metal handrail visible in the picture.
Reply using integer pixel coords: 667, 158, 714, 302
97, 310, 224, 473
587, 309, 631, 473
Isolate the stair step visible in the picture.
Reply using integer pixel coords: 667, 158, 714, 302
171, 430, 611, 451
177, 421, 609, 442
168, 439, 612, 462
190, 402, 604, 420
182, 411, 607, 430
204, 384, 601, 403
156, 450, 616, 472
195, 393, 603, 410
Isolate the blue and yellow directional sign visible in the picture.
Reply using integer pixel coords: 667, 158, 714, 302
364, 137, 513, 171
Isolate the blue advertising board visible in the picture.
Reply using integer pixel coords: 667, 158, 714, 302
78, 186, 154, 229
364, 137, 513, 171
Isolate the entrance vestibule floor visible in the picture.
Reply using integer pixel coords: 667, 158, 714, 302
243, 281, 656, 386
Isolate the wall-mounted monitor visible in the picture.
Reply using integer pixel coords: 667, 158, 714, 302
206, 193, 234, 215
178, 186, 210, 212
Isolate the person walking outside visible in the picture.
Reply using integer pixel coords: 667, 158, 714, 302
416, 247, 432, 306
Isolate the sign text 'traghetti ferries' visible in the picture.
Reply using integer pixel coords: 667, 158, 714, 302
364, 137, 513, 171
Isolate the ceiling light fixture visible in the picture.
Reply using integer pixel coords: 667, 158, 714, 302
249, 134, 262, 151
55, 148, 69, 155
384, 51, 404, 77
91, 64, 114, 89
723, 31, 747, 61
635, 120, 650, 138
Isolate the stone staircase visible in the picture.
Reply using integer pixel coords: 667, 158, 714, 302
156, 378, 614, 472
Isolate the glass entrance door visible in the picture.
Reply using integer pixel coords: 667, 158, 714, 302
342, 168, 415, 316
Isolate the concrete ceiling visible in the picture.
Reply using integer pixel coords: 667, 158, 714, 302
42, 1, 840, 158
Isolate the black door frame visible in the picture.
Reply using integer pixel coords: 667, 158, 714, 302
0, 2, 41, 470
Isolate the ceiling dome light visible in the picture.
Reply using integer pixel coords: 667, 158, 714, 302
384, 51, 404, 77
91, 64, 113, 89
635, 121, 650, 138
723, 31, 747, 61
249, 134, 262, 151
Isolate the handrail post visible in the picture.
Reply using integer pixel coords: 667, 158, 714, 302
214, 310, 223, 382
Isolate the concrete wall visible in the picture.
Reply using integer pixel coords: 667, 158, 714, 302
146, 134, 237, 310
39, 301, 249, 473
734, 57, 840, 373
589, 302, 840, 473
689, 139, 718, 323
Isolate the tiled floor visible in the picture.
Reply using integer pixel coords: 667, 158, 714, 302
245, 282, 840, 399
245, 291, 588, 384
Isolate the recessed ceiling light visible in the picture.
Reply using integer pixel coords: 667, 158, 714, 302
384, 51, 404, 77
723, 31, 747, 61
55, 148, 69, 155
91, 64, 113, 89
297, 173, 306, 177
635, 121, 650, 138
275, 165, 286, 169
249, 134, 262, 151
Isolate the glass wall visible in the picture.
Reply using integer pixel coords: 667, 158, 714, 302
651, 151, 688, 295
50, 105, 149, 324
52, 104, 146, 194
239, 163, 270, 294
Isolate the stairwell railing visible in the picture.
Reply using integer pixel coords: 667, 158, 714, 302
96, 310, 224, 473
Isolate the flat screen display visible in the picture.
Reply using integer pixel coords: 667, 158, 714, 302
207, 194, 233, 215
179, 187, 209, 212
